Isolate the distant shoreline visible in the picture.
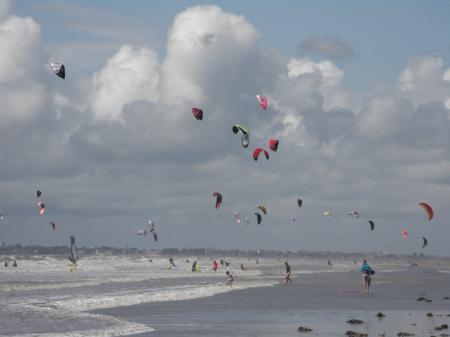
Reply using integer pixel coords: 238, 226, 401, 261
1, 244, 449, 259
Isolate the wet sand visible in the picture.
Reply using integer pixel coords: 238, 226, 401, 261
98, 270, 450, 336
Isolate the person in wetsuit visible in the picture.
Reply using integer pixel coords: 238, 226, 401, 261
360, 259, 375, 293
285, 262, 292, 284
225, 271, 234, 287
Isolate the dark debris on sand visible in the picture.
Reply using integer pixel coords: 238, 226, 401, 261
397, 333, 415, 336
427, 312, 434, 317
434, 324, 449, 331
345, 331, 368, 337
376, 312, 385, 319
297, 326, 313, 333
417, 296, 432, 302
346, 319, 364, 325
443, 297, 450, 300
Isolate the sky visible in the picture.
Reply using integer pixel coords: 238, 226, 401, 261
1, 0, 450, 255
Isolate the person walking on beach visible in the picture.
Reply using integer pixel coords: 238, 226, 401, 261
225, 271, 234, 287
285, 262, 292, 284
192, 260, 197, 272
360, 259, 375, 292
212, 259, 218, 272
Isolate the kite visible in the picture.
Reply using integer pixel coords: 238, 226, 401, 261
255, 212, 262, 225
50, 221, 56, 230
253, 147, 269, 161
232, 124, 250, 148
68, 236, 78, 264
368, 220, 374, 231
256, 95, 268, 111
50, 63, 65, 79
268, 139, 279, 152
148, 220, 155, 233
192, 108, 203, 120
422, 237, 428, 249
153, 232, 158, 242
257, 205, 267, 215
297, 199, 303, 208
349, 210, 360, 218
418, 202, 434, 221
402, 230, 408, 239
36, 190, 42, 198
233, 211, 241, 224
0, 210, 4, 220
323, 211, 333, 217
38, 202, 46, 215
137, 229, 147, 236
213, 192, 223, 209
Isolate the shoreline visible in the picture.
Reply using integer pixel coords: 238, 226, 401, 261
96, 270, 450, 336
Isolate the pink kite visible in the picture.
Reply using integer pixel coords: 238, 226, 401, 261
256, 95, 268, 111
268, 138, 279, 152
402, 230, 408, 239
252, 147, 269, 161
192, 107, 203, 120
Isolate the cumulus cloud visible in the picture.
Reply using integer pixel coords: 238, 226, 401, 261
0, 14, 49, 124
398, 54, 450, 106
90, 45, 159, 121
297, 36, 354, 61
161, 5, 260, 105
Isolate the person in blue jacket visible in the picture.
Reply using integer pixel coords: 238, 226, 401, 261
360, 259, 375, 292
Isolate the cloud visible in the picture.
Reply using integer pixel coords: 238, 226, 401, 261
161, 5, 260, 105
0, 4, 450, 255
0, 14, 50, 124
297, 36, 355, 62
398, 54, 450, 106
0, 0, 11, 21
90, 45, 159, 121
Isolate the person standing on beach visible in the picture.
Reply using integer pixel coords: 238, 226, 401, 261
284, 262, 292, 284
225, 271, 234, 287
360, 259, 375, 292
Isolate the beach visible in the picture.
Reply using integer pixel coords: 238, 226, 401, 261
98, 267, 450, 337
1, 255, 450, 336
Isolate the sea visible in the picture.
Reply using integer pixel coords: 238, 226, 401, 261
1, 255, 449, 336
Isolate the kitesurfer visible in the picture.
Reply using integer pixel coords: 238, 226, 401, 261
212, 259, 218, 272
360, 259, 375, 293
169, 257, 176, 266
192, 260, 197, 272
220, 259, 224, 266
225, 271, 234, 287
4, 260, 7, 268
12, 260, 17, 267
285, 262, 292, 284
240, 263, 246, 271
